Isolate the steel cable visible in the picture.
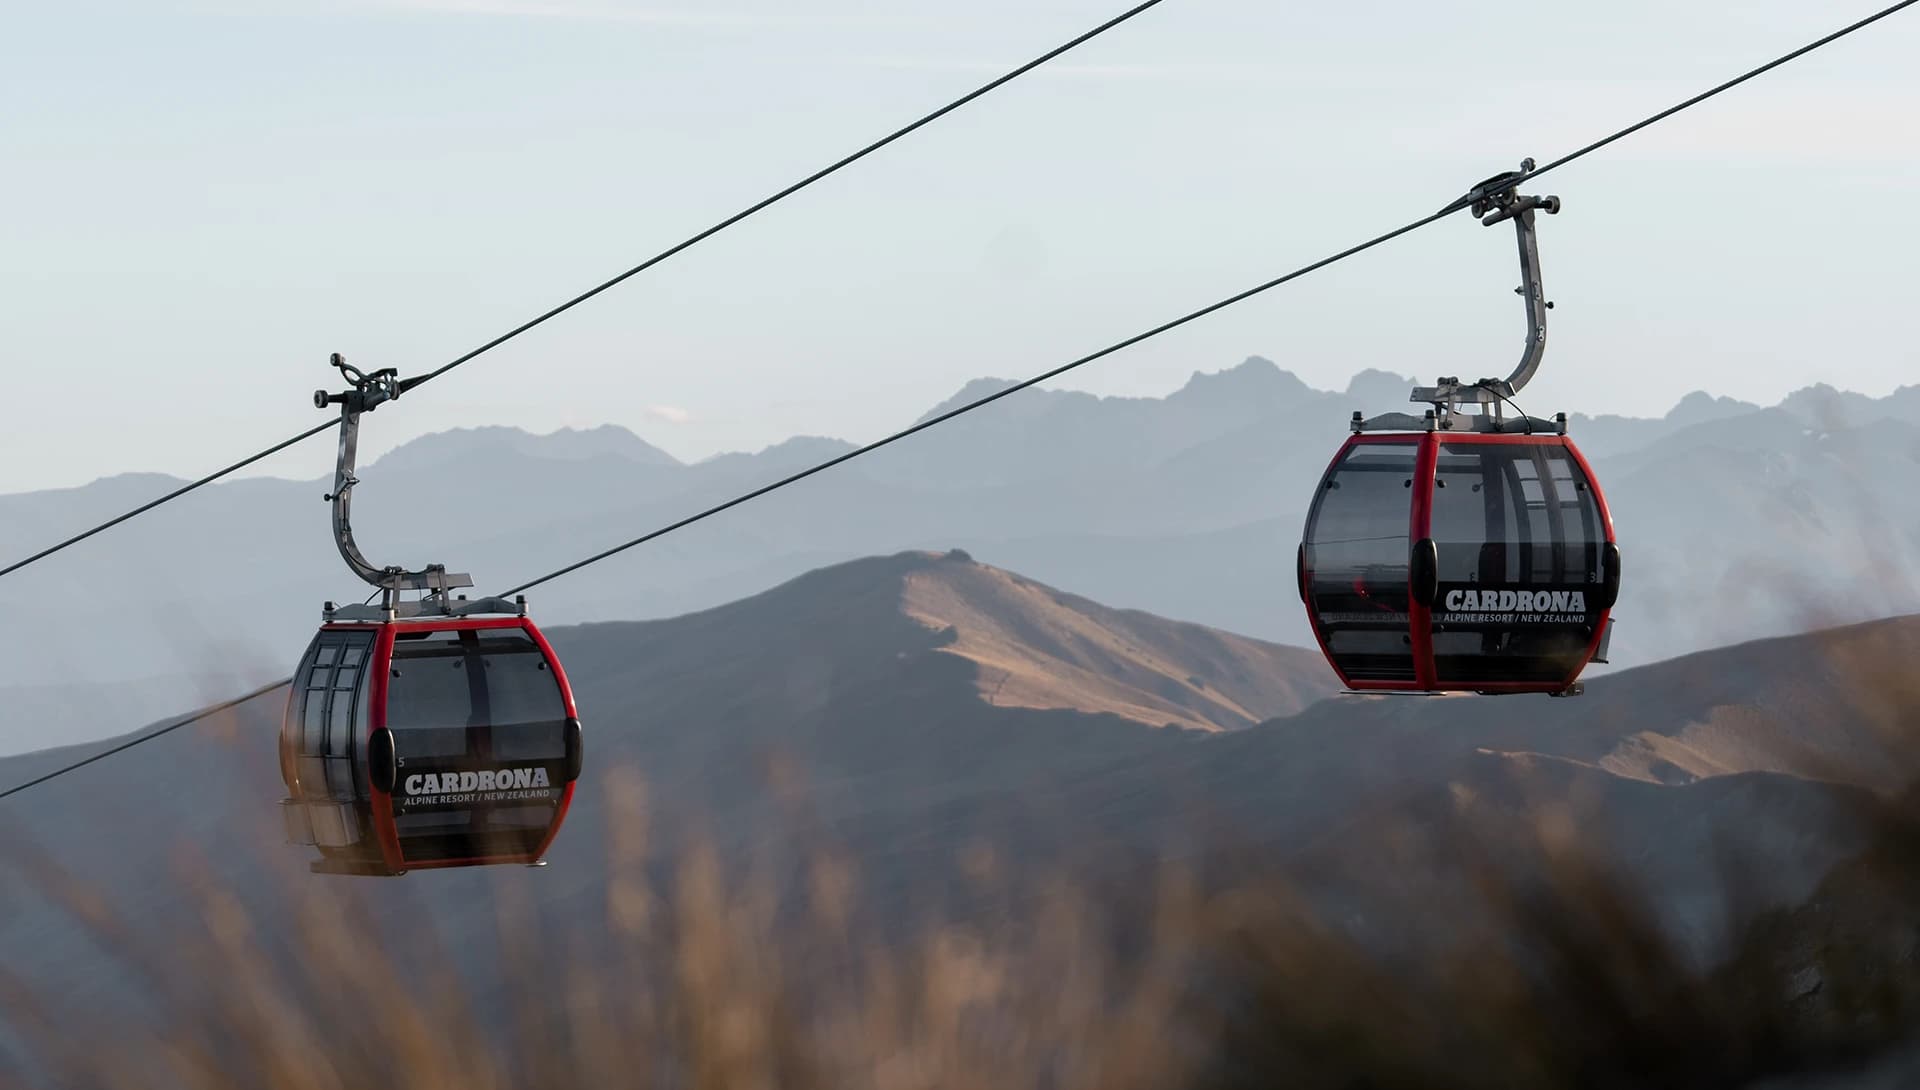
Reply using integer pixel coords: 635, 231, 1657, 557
0, 0, 1173, 582
5, 0, 1915, 799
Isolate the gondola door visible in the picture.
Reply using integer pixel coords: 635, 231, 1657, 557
1300, 436, 1423, 688
1425, 436, 1614, 691
373, 619, 579, 871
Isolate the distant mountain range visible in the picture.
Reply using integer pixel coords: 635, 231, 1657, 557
0, 551, 1904, 1023
4, 358, 1917, 755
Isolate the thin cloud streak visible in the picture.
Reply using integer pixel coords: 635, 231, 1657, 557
339, 0, 924, 29
854, 56, 1358, 89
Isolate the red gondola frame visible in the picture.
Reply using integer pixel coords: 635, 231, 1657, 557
1298, 430, 1617, 694
281, 613, 581, 875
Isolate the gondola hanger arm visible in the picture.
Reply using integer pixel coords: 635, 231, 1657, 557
1419, 158, 1560, 404
1351, 160, 1565, 435
315, 354, 474, 601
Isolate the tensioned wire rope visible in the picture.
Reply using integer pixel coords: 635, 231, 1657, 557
0, 0, 1174, 583
0, 680, 289, 803
3, 0, 1915, 803
499, 0, 1920, 595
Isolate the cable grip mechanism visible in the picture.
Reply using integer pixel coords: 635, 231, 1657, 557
314, 352, 421, 415
1355, 159, 1565, 436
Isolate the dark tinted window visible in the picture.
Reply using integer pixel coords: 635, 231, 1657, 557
388, 630, 480, 729
387, 630, 564, 734
1430, 441, 1605, 685
1432, 442, 1604, 587
488, 647, 569, 762
1303, 441, 1417, 682
1546, 449, 1604, 574
285, 630, 374, 801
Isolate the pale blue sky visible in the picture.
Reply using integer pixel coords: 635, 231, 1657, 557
5, 0, 1917, 492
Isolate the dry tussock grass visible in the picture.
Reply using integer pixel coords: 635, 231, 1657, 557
3, 629, 1920, 1089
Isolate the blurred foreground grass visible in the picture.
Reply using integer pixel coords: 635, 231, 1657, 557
4, 642, 1920, 1089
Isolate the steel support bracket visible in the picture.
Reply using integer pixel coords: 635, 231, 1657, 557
1354, 159, 1564, 436
314, 353, 473, 604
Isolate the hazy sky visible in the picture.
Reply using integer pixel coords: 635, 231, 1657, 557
6, 0, 1918, 493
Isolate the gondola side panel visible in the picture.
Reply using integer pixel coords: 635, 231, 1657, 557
1300, 435, 1420, 689
520, 618, 579, 863
1564, 436, 1619, 677
1299, 436, 1359, 689
367, 624, 404, 873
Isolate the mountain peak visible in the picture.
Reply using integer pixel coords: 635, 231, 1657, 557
911, 358, 1322, 428
632, 548, 1336, 734
1170, 356, 1311, 407
1779, 383, 1877, 428
896, 551, 1333, 730
369, 424, 680, 472
913, 378, 1031, 424
1666, 390, 1760, 426
692, 434, 859, 474
1344, 368, 1421, 407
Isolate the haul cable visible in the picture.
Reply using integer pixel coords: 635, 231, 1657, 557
0, 679, 290, 803
0, 0, 1174, 583
4, 0, 1915, 798
499, 0, 1920, 596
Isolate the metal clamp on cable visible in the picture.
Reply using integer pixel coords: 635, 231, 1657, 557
314, 352, 423, 415
1440, 157, 1559, 221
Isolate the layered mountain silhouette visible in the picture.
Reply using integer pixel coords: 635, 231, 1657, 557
5, 359, 1917, 755
0, 552, 1903, 1016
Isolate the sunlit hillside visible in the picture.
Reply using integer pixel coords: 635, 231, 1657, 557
5, 553, 1920, 1086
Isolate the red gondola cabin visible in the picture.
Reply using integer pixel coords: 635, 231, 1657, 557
1298, 430, 1619, 695
278, 614, 583, 876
